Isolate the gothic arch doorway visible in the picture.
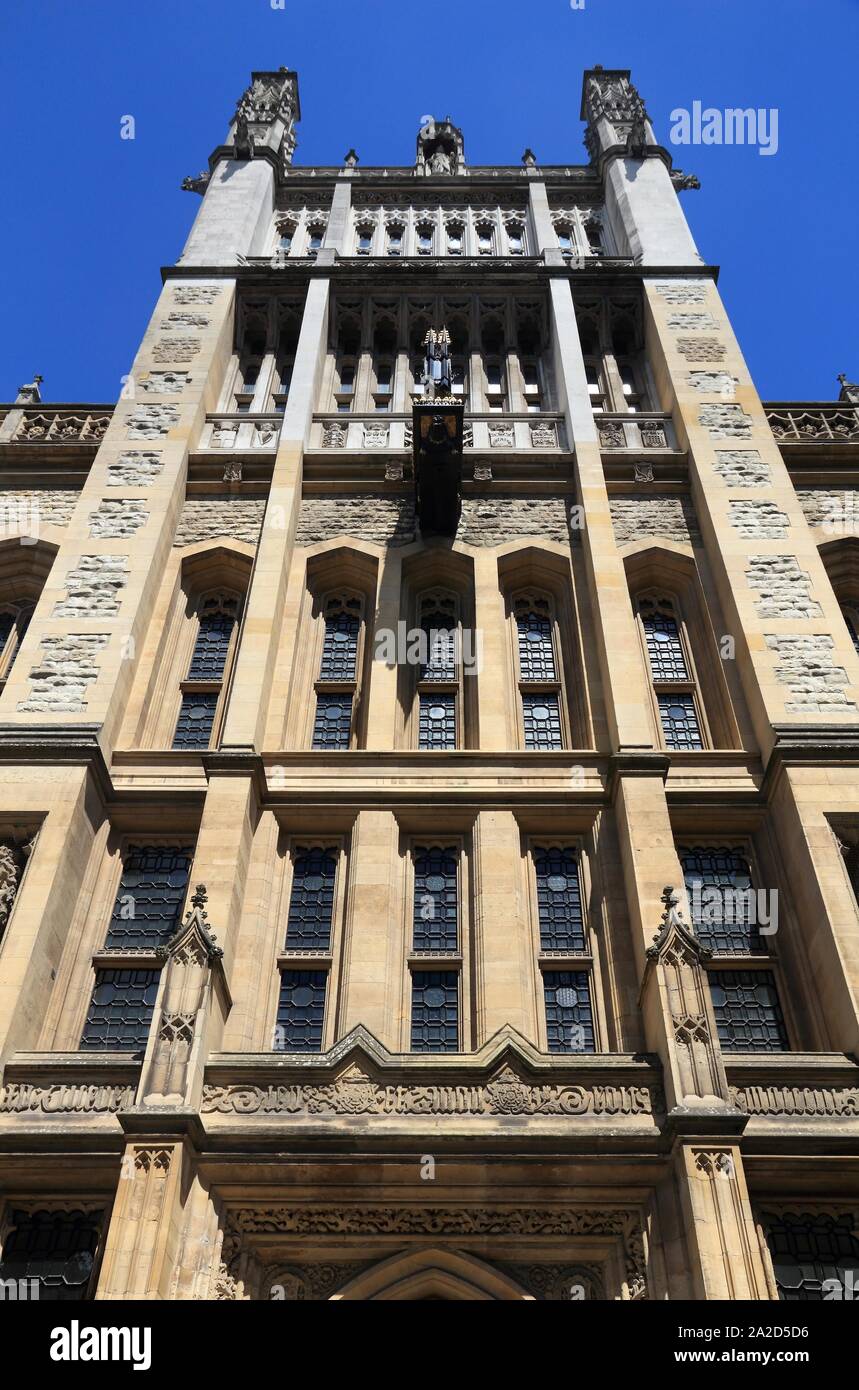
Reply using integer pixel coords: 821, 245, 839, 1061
329, 1248, 534, 1301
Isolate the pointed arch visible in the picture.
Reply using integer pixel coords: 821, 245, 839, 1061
329, 1247, 534, 1301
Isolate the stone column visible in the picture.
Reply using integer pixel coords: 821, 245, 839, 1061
338, 811, 404, 1048
673, 1144, 771, 1300
472, 811, 535, 1044
96, 1140, 192, 1300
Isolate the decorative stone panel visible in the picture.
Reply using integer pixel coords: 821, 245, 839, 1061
88, 499, 150, 539
687, 372, 737, 396
797, 489, 859, 534
700, 403, 753, 438
107, 452, 164, 486
0, 489, 77, 529
667, 313, 718, 330
54, 556, 129, 617
173, 286, 221, 305
152, 339, 200, 363
745, 556, 821, 620
173, 498, 266, 547
729, 500, 789, 540
126, 405, 179, 439
458, 496, 571, 546
530, 422, 558, 449
676, 338, 725, 361
295, 496, 415, 547
489, 424, 515, 448
322, 423, 348, 448
764, 634, 857, 715
18, 633, 110, 713
162, 312, 209, 330
610, 496, 698, 547
363, 424, 389, 448
140, 372, 191, 395
713, 450, 770, 488
654, 282, 708, 304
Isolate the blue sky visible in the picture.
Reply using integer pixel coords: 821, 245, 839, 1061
1, 0, 856, 404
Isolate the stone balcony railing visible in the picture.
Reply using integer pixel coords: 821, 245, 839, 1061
309, 412, 568, 452
764, 403, 859, 443
596, 412, 677, 451
0, 405, 114, 446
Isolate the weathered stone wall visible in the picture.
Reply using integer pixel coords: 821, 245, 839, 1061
174, 497, 267, 547
764, 634, 857, 715
89, 500, 150, 539
797, 488, 859, 533
712, 450, 771, 488
295, 495, 415, 547
609, 495, 698, 548
0, 489, 78, 528
728, 500, 789, 539
745, 556, 821, 620
700, 404, 753, 439
457, 496, 571, 546
107, 452, 164, 486
54, 556, 129, 617
17, 633, 110, 712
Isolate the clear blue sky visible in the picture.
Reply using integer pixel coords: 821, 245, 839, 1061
1, 0, 856, 404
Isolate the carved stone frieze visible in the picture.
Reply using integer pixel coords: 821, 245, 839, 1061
730, 1085, 859, 1118
0, 1083, 135, 1115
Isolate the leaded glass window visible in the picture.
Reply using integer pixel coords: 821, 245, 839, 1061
312, 694, 353, 750
680, 845, 763, 953
104, 844, 192, 949
0, 1209, 103, 1301
411, 971, 458, 1052
535, 847, 586, 952
419, 695, 456, 750
516, 603, 557, 682
523, 693, 563, 750
413, 846, 458, 952
80, 968, 161, 1051
657, 694, 703, 750
763, 1213, 859, 1302
543, 971, 595, 1053
173, 691, 220, 749
187, 597, 239, 681
275, 970, 327, 1052
708, 969, 788, 1052
286, 847, 337, 950
642, 609, 689, 682
319, 600, 361, 681
420, 608, 457, 683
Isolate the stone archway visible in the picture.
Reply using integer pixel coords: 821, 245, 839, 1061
329, 1247, 534, 1301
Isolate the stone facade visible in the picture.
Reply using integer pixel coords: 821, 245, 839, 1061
765, 634, 857, 714
54, 556, 129, 617
125, 404, 180, 438
174, 497, 267, 547
610, 495, 697, 547
745, 555, 822, 620
88, 499, 150, 538
107, 451, 164, 486
728, 499, 789, 539
0, 489, 78, 528
713, 449, 771, 488
675, 338, 726, 361
17, 633, 110, 712
797, 488, 859, 533
699, 403, 753, 438
295, 495, 415, 547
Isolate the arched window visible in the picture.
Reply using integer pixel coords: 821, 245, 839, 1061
355, 223, 375, 256
514, 595, 565, 750
637, 596, 704, 751
172, 592, 241, 750
506, 222, 526, 256
306, 224, 325, 259
312, 595, 363, 750
446, 221, 464, 256
0, 603, 33, 692
416, 221, 435, 256
415, 592, 460, 751
385, 223, 404, 257
475, 220, 495, 256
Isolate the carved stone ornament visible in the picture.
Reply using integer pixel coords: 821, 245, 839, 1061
0, 834, 34, 939
633, 461, 654, 483
323, 422, 348, 448
223, 460, 243, 482
647, 887, 711, 968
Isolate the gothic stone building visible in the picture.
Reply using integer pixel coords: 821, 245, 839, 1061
0, 66, 857, 1303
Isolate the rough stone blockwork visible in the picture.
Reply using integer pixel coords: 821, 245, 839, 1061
729, 500, 789, 539
687, 372, 737, 396
295, 495, 415, 547
676, 338, 726, 361
610, 496, 698, 547
140, 372, 192, 395
54, 556, 129, 617
797, 489, 859, 533
458, 497, 571, 546
107, 452, 164, 486
152, 339, 200, 363
700, 404, 753, 438
667, 312, 718, 330
126, 405, 179, 439
654, 283, 708, 303
713, 450, 771, 488
174, 497, 267, 547
88, 500, 150, 539
0, 489, 78, 527
161, 312, 210, 331
745, 556, 821, 620
765, 634, 857, 714
17, 633, 110, 713
173, 286, 221, 305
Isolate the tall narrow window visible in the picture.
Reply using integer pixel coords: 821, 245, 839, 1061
416, 593, 459, 751
284, 847, 337, 950
80, 842, 193, 1052
476, 221, 495, 255
234, 360, 260, 413
274, 845, 339, 1054
412, 846, 458, 952
355, 224, 374, 256
841, 604, 859, 657
306, 225, 324, 259
638, 597, 704, 751
555, 224, 575, 259
333, 358, 357, 413
386, 223, 404, 257
0, 1209, 103, 1301
515, 596, 564, 750
542, 972, 595, 1053
446, 222, 463, 256
534, 846, 586, 952
173, 593, 241, 750
272, 355, 294, 415
617, 360, 644, 412
520, 357, 543, 413
278, 228, 294, 255
312, 595, 362, 750
373, 360, 394, 412
0, 604, 32, 692
484, 358, 506, 412
680, 843, 789, 1053
585, 361, 607, 413
416, 222, 435, 256
583, 216, 604, 255
507, 223, 525, 255
409, 844, 461, 1052
275, 970, 328, 1052
533, 844, 595, 1052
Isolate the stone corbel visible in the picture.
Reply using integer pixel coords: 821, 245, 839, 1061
640, 888, 737, 1121
136, 886, 230, 1111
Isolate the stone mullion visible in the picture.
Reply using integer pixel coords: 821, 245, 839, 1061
472, 811, 536, 1045
672, 1144, 772, 1300
0, 280, 236, 753
365, 549, 403, 751
645, 279, 859, 758
337, 810, 403, 1048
